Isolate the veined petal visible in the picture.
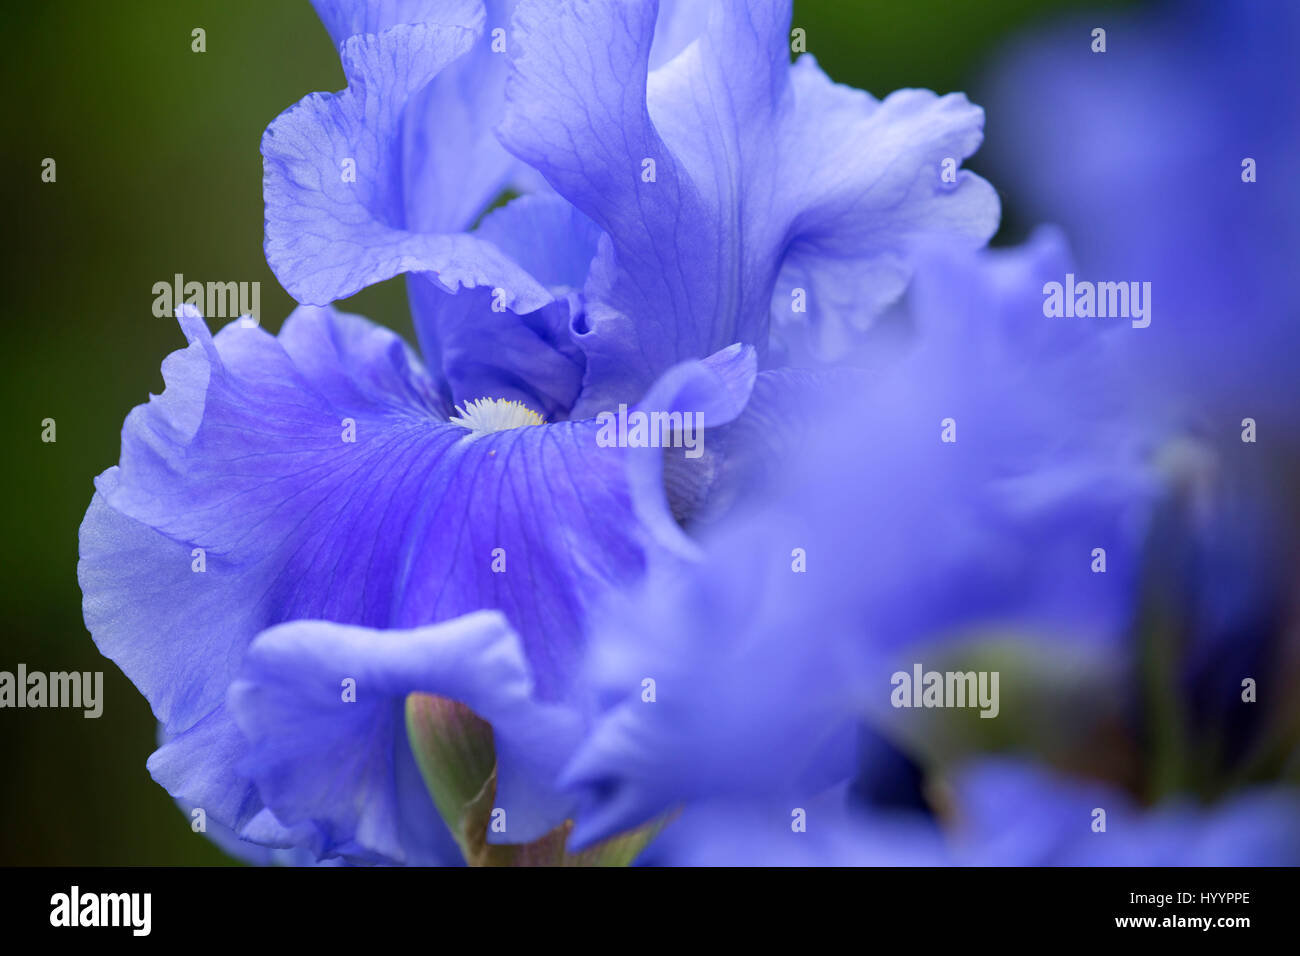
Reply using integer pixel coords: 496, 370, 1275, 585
263, 19, 550, 309
80, 470, 264, 735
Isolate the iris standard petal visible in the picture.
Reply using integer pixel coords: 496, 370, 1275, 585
263, 19, 550, 309
501, 0, 998, 414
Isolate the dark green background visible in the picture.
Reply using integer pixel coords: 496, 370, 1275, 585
1, 0, 1134, 864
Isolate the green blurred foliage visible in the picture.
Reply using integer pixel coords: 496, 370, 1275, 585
0, 0, 1136, 864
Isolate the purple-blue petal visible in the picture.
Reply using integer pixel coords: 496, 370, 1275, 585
263, 20, 550, 308
228, 612, 580, 861
501, 0, 998, 412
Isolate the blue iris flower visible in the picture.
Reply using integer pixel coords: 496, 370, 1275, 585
78, 0, 996, 864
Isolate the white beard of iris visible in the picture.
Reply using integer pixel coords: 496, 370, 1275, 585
448, 397, 545, 435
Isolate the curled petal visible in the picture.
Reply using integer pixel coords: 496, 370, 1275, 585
229, 612, 582, 861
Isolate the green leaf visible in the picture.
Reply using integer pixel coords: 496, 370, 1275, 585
891, 634, 1136, 788
405, 692, 665, 866
405, 692, 496, 862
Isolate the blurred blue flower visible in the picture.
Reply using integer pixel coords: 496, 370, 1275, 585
950, 758, 1300, 866
987, 0, 1300, 812
984, 0, 1300, 426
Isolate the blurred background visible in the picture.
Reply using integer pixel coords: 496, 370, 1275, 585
1, 0, 1137, 864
